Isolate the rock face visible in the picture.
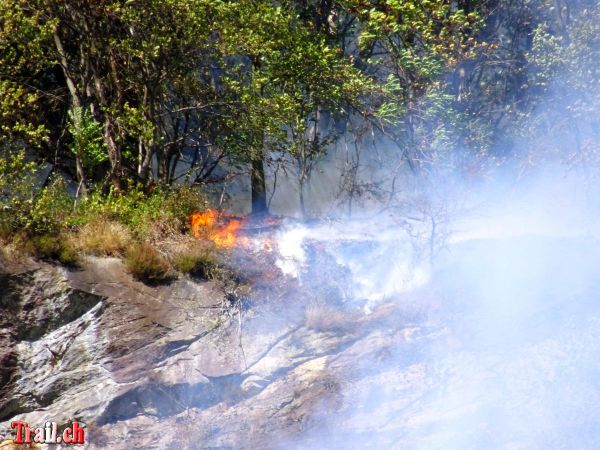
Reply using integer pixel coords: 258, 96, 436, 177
4, 235, 600, 449
0, 255, 228, 424
0, 251, 433, 449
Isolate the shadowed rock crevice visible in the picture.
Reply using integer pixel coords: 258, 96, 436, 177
16, 288, 103, 342
97, 373, 247, 424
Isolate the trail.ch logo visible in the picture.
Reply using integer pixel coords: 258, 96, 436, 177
2, 421, 85, 446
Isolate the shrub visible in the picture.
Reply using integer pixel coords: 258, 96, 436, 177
77, 184, 207, 239
0, 151, 73, 237
161, 185, 209, 229
25, 234, 80, 266
125, 242, 171, 282
27, 177, 73, 235
76, 217, 131, 256
172, 248, 219, 279
0, 150, 39, 236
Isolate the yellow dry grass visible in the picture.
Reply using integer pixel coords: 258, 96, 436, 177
75, 217, 131, 256
0, 439, 41, 449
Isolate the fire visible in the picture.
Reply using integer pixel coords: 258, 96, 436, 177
190, 209, 277, 252
210, 219, 241, 248
191, 209, 218, 231
191, 209, 241, 249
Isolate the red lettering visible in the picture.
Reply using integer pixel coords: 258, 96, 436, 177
24, 424, 32, 443
63, 427, 72, 444
73, 421, 85, 444
10, 421, 26, 444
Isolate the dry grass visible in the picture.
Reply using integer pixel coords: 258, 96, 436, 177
125, 242, 171, 282
0, 440, 40, 449
19, 233, 80, 266
304, 303, 360, 333
170, 239, 221, 279
75, 217, 131, 256
172, 250, 219, 279
0, 242, 27, 265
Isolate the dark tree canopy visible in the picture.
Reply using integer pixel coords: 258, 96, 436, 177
1, 0, 598, 214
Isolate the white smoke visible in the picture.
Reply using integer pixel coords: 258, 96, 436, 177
270, 169, 600, 449
274, 218, 431, 312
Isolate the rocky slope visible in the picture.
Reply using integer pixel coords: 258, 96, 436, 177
0, 247, 435, 449
4, 234, 600, 449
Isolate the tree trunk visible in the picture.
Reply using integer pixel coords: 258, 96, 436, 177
251, 158, 268, 214
298, 175, 307, 220
104, 118, 123, 190
53, 29, 87, 196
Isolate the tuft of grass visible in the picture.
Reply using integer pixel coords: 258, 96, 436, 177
125, 242, 171, 282
23, 234, 80, 266
172, 248, 219, 279
75, 217, 131, 256
304, 304, 359, 334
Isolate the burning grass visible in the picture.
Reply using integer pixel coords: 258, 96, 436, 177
191, 209, 243, 249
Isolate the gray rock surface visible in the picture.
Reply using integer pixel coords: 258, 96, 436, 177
5, 236, 598, 449
0, 252, 431, 449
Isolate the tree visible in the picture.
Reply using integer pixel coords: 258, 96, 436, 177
213, 0, 373, 216
0, 0, 238, 190
0, 0, 492, 217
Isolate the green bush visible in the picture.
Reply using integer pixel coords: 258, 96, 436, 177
172, 249, 219, 279
28, 177, 73, 235
77, 183, 207, 238
25, 234, 80, 266
0, 151, 73, 237
0, 150, 38, 235
125, 242, 171, 282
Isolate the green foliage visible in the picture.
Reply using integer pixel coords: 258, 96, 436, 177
0, 0, 487, 198
125, 242, 171, 282
0, 81, 48, 146
0, 151, 72, 236
77, 184, 207, 237
523, 3, 600, 164
0, 0, 53, 148
9, 0, 579, 216
28, 178, 73, 234
68, 107, 107, 170
0, 151, 37, 220
24, 234, 80, 266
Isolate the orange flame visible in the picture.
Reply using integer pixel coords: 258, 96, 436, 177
191, 209, 218, 235
191, 210, 278, 252
191, 209, 242, 249
211, 219, 241, 248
